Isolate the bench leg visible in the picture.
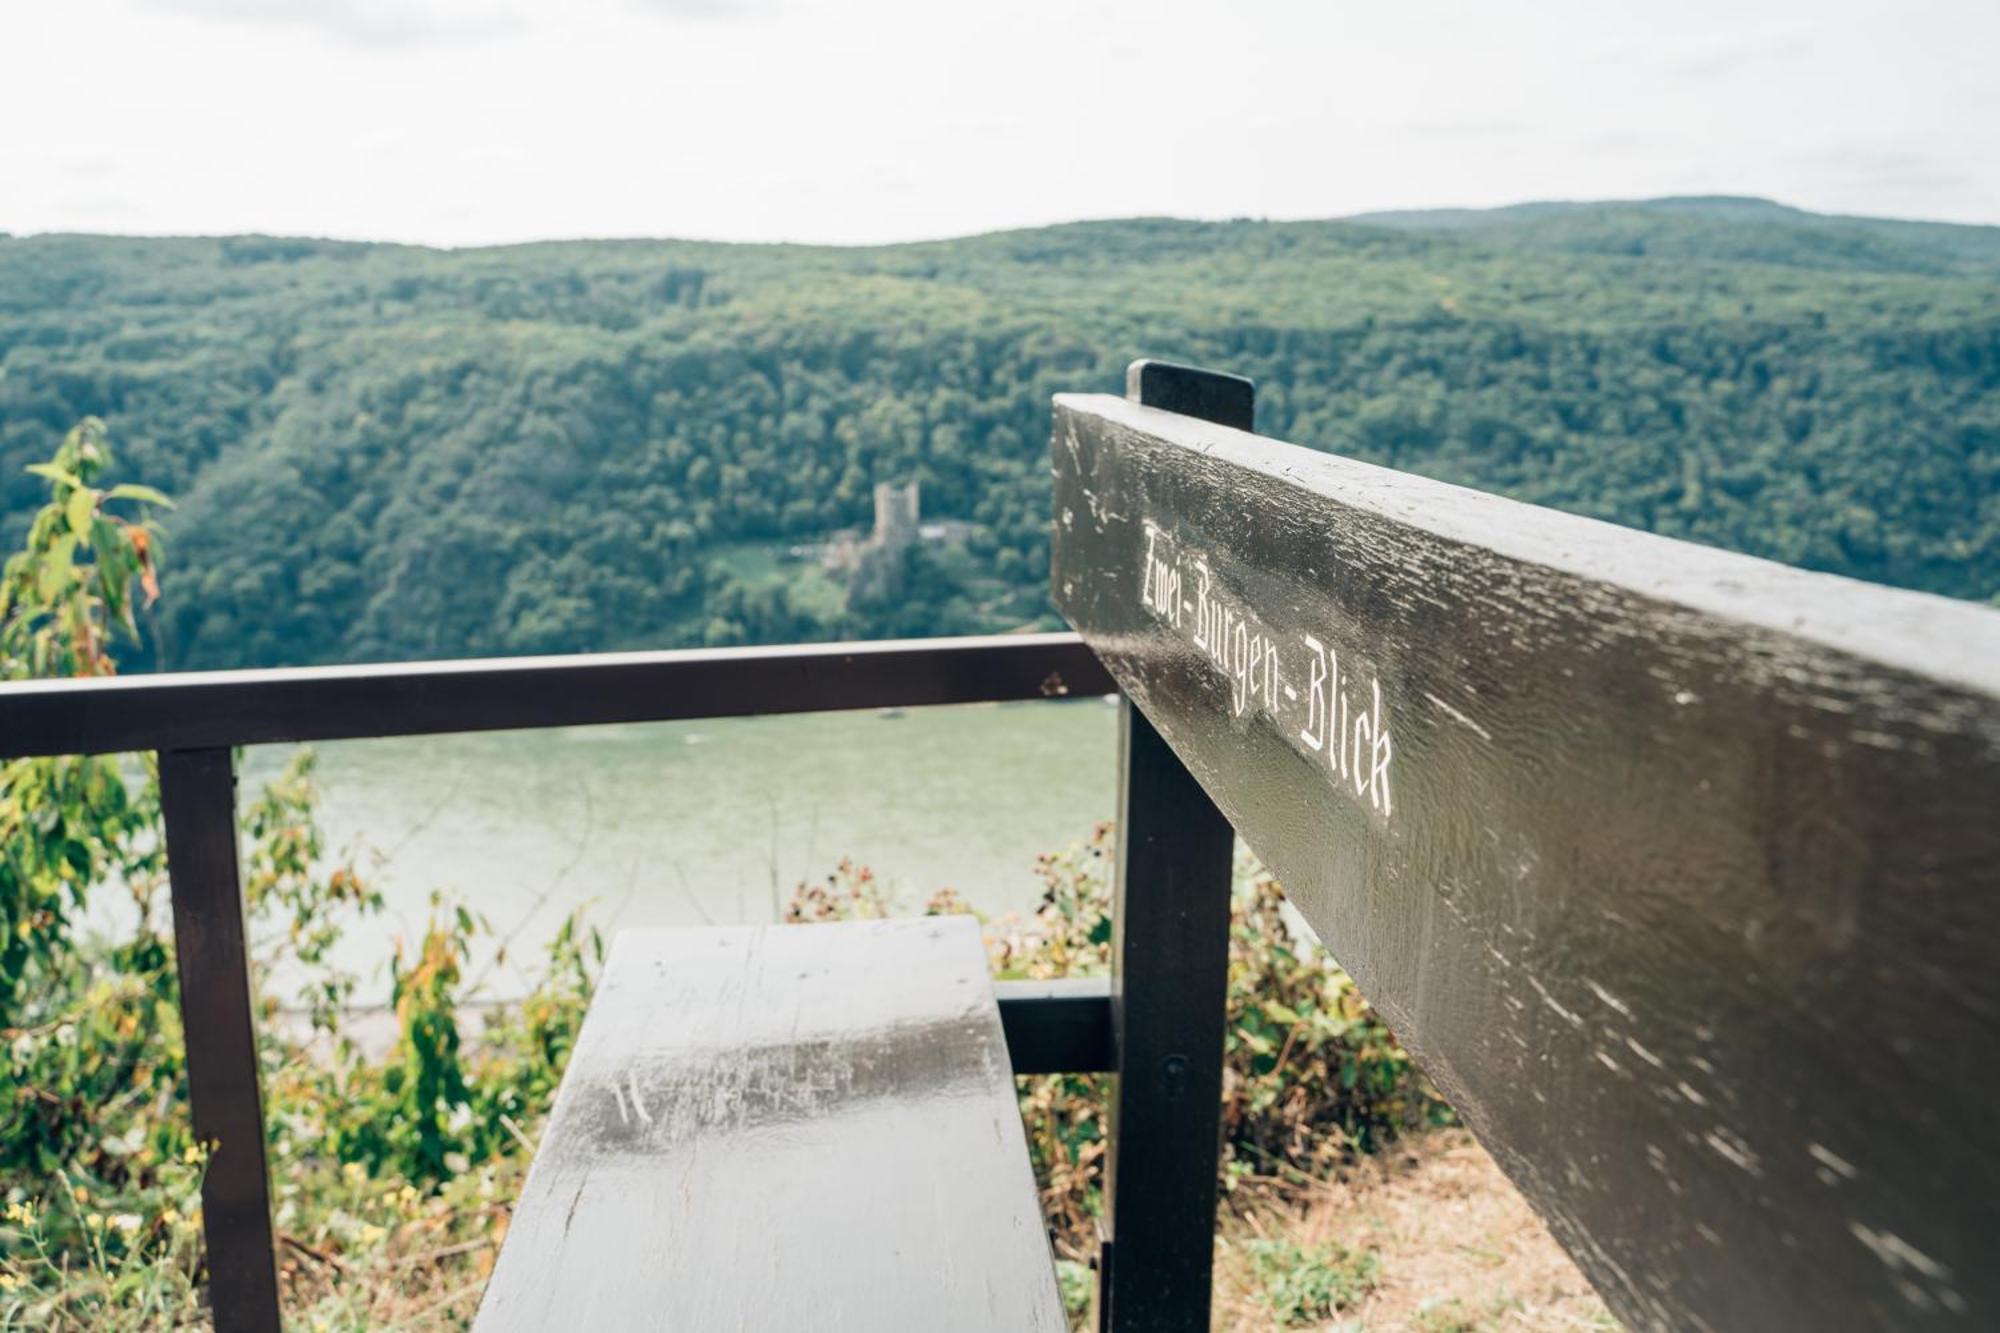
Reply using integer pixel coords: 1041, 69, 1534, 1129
160, 747, 282, 1332
1098, 701, 1234, 1333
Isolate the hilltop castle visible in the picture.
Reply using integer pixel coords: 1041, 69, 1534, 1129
822, 481, 972, 607
822, 481, 920, 608
870, 481, 920, 553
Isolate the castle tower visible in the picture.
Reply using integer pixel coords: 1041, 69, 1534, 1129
872, 481, 920, 549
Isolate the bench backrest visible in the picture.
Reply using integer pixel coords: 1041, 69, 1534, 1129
1051, 361, 2000, 1331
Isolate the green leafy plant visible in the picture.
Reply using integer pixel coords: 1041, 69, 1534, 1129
0, 419, 170, 1025
1223, 868, 1449, 1180
1244, 1235, 1381, 1326
781, 820, 1451, 1269
0, 426, 603, 1327
242, 750, 385, 1035
1411, 1295, 1511, 1333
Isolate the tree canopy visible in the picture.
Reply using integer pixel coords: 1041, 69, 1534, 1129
2, 196, 1994, 669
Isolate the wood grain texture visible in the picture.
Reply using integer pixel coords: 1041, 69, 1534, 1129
1050, 392, 2000, 1332
474, 918, 1064, 1332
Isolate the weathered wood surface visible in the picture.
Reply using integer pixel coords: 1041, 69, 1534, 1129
1049, 389, 2000, 1332
475, 918, 1064, 1332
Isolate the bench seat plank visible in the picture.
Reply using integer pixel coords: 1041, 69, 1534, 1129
475, 917, 1065, 1331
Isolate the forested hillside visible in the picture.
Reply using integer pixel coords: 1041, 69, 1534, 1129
1, 196, 1994, 670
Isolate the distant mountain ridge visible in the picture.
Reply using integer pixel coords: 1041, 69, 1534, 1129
1346, 195, 2000, 276
1, 197, 1993, 669
1352, 195, 1820, 227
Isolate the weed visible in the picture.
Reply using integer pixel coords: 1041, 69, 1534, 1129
1245, 1235, 1382, 1326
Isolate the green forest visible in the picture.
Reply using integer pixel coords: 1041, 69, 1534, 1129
1, 194, 1994, 670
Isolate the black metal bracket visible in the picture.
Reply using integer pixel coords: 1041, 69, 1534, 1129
1092, 359, 1249, 1333
994, 978, 1113, 1074
1125, 359, 1254, 432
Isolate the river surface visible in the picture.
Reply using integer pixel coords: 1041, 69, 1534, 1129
236, 698, 1118, 1003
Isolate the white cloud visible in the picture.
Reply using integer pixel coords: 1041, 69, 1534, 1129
1, 0, 1995, 244
134, 0, 525, 49
627, 0, 771, 19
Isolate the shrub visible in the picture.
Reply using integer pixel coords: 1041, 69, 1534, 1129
781, 821, 1452, 1263
0, 426, 603, 1327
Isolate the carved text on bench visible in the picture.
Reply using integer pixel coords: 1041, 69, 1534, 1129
1139, 519, 1395, 819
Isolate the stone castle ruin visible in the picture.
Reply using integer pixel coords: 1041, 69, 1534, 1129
822, 481, 972, 607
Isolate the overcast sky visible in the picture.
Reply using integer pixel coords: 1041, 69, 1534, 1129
5, 0, 1996, 247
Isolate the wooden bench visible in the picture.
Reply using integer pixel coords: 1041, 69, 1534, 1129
475, 917, 1065, 1330
1050, 361, 2000, 1331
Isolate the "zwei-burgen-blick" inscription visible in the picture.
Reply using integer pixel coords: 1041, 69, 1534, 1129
1140, 519, 1396, 819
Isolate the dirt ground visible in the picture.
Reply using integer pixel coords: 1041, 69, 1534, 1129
1210, 1129, 1619, 1332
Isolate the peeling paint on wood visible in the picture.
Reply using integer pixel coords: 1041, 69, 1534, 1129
475, 918, 1064, 1331
1051, 390, 2000, 1332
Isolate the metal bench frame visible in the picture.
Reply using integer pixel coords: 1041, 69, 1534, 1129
0, 634, 1158, 1329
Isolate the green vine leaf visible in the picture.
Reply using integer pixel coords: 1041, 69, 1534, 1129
65, 487, 96, 538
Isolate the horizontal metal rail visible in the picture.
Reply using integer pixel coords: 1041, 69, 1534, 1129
994, 978, 1113, 1075
0, 631, 1114, 758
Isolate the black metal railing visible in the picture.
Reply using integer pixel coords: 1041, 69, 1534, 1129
0, 632, 1124, 1331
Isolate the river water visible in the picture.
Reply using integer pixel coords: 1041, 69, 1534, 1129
236, 697, 1118, 1003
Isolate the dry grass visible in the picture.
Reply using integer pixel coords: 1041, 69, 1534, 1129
1211, 1129, 1619, 1333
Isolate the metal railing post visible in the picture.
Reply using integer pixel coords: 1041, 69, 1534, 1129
1095, 361, 1250, 1332
159, 747, 282, 1332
